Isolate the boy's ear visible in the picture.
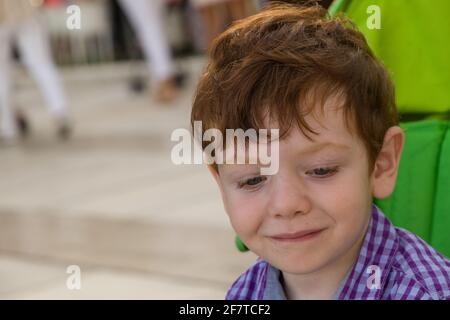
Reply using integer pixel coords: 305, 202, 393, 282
371, 126, 405, 199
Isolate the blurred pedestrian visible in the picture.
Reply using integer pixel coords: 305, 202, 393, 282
0, 0, 71, 144
118, 0, 179, 103
191, 0, 254, 49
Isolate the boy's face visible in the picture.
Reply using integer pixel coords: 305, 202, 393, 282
209, 94, 404, 275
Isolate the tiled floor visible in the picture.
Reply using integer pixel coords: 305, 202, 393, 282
0, 58, 256, 299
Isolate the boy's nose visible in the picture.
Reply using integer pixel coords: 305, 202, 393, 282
266, 175, 312, 219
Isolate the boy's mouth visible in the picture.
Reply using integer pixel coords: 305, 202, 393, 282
269, 228, 326, 243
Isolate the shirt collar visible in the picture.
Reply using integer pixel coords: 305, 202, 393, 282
263, 265, 287, 299
263, 264, 352, 300
337, 203, 399, 299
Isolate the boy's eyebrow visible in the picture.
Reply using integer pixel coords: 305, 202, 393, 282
298, 142, 351, 155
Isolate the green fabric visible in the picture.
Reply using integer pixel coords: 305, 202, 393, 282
375, 119, 450, 257
328, 0, 348, 17
431, 121, 450, 257
338, 0, 450, 113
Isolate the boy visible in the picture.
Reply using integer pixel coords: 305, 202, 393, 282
191, 3, 450, 299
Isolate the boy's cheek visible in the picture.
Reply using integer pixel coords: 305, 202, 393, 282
228, 214, 256, 244
227, 202, 265, 235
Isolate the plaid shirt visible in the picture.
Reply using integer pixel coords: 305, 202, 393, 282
226, 204, 450, 300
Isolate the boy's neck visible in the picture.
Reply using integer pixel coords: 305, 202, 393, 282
281, 218, 370, 300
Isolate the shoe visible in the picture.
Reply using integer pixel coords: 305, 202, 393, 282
154, 77, 178, 104
15, 109, 30, 138
55, 117, 73, 141
174, 71, 188, 89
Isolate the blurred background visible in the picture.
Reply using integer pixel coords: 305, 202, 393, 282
0, 0, 266, 299
0, 0, 448, 299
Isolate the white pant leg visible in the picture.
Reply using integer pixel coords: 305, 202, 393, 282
16, 16, 68, 118
0, 25, 16, 139
119, 0, 175, 81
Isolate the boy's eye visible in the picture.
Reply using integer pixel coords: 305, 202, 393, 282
239, 176, 267, 188
308, 167, 338, 177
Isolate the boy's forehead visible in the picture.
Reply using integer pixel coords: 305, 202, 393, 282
264, 96, 356, 143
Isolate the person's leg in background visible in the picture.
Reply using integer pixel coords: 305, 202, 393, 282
0, 25, 16, 143
16, 15, 71, 139
118, 0, 178, 103
197, 2, 226, 48
226, 0, 251, 22
193, 0, 254, 50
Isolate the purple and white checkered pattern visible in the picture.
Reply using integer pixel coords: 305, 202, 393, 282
226, 204, 450, 300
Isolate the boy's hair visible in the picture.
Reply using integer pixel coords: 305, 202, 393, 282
191, 2, 398, 172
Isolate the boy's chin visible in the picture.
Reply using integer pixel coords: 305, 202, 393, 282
268, 253, 331, 275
